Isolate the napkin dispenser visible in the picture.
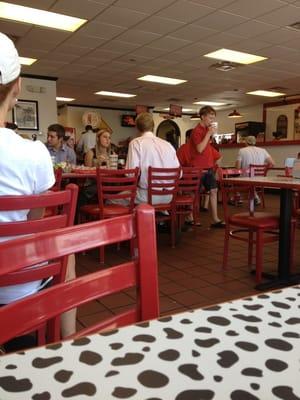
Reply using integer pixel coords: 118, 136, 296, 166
292, 160, 300, 179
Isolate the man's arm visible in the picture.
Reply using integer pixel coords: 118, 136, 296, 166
125, 141, 140, 169
266, 155, 275, 168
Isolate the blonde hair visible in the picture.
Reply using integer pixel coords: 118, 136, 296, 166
95, 129, 111, 159
135, 112, 154, 133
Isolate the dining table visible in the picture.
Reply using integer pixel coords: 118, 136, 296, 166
224, 175, 300, 290
0, 285, 299, 400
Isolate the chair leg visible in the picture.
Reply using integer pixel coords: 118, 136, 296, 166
261, 189, 265, 208
171, 214, 176, 248
248, 231, 254, 269
255, 230, 263, 283
223, 228, 230, 270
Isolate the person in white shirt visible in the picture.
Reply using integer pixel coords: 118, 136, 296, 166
235, 135, 274, 204
126, 112, 180, 204
76, 125, 96, 155
0, 32, 76, 338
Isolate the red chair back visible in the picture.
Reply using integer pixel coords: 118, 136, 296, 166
0, 184, 78, 286
0, 204, 159, 344
147, 167, 181, 206
51, 168, 63, 191
249, 164, 268, 177
96, 167, 139, 218
178, 167, 202, 193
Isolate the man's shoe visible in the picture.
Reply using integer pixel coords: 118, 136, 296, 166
254, 198, 261, 206
210, 220, 226, 228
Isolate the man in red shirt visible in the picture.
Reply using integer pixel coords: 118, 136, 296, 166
188, 106, 225, 228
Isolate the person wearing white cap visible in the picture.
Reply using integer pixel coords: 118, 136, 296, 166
0, 33, 76, 339
235, 135, 275, 204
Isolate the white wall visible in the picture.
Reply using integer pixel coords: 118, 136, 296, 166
8, 77, 57, 142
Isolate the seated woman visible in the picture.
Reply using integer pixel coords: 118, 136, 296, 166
84, 129, 111, 167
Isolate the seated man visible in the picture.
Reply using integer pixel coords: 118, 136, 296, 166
46, 124, 76, 165
126, 112, 180, 204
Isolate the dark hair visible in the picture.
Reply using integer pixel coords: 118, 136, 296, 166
135, 112, 154, 133
48, 123, 65, 139
199, 106, 216, 118
85, 125, 93, 131
5, 122, 18, 130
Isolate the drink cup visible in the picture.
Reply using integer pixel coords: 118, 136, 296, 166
210, 121, 218, 132
109, 154, 118, 169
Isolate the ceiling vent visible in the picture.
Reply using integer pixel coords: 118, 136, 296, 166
288, 21, 300, 31
209, 61, 239, 72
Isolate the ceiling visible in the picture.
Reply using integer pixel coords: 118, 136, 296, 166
1, 0, 300, 112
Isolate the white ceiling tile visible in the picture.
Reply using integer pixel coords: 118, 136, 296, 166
54, 44, 91, 56
134, 16, 185, 35
46, 52, 79, 62
16, 47, 49, 59
176, 41, 217, 55
114, 0, 175, 13
256, 4, 300, 25
5, 0, 55, 9
51, 0, 107, 19
170, 24, 217, 41
285, 37, 300, 49
255, 27, 300, 44
189, 0, 238, 7
117, 54, 151, 64
94, 6, 148, 27
21, 27, 71, 43
77, 22, 126, 39
92, 48, 125, 59
63, 34, 106, 49
116, 29, 161, 45
128, 47, 167, 58
0, 20, 32, 37
226, 20, 277, 38
193, 10, 248, 30
205, 32, 241, 46
100, 40, 141, 53
148, 36, 192, 51
157, 1, 215, 23
262, 45, 300, 62
160, 52, 197, 62
232, 39, 271, 52
223, 0, 287, 18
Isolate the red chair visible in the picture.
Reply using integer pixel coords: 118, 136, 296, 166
176, 167, 202, 227
0, 204, 159, 345
0, 184, 78, 343
52, 168, 63, 191
218, 168, 279, 283
79, 168, 139, 263
148, 166, 181, 247
249, 164, 269, 208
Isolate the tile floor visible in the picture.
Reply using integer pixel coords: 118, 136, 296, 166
75, 193, 300, 330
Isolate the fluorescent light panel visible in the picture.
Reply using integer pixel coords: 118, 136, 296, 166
95, 91, 136, 98
56, 97, 75, 102
19, 57, 36, 66
0, 1, 86, 32
193, 101, 226, 106
246, 90, 285, 97
138, 75, 187, 85
163, 107, 193, 112
204, 48, 267, 65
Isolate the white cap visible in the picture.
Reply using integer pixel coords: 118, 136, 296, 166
0, 32, 21, 85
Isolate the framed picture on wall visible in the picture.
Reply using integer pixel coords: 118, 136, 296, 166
12, 99, 39, 130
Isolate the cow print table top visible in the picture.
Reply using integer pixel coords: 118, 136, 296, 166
0, 286, 300, 400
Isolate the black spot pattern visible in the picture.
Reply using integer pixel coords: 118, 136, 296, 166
0, 376, 32, 392
79, 351, 102, 365
110, 343, 123, 350
214, 375, 223, 382
163, 328, 183, 339
105, 371, 119, 378
245, 326, 259, 334
176, 390, 214, 400
195, 327, 212, 333
112, 353, 144, 366
207, 316, 231, 326
143, 347, 150, 352
5, 365, 17, 370
32, 392, 51, 400
243, 304, 263, 311
233, 314, 262, 323
195, 338, 220, 348
158, 349, 180, 361
269, 311, 282, 318
178, 364, 204, 380
231, 390, 260, 399
45, 343, 62, 351
265, 339, 293, 351
272, 301, 291, 309
269, 322, 282, 328
61, 382, 96, 397
111, 387, 137, 398
285, 318, 300, 325
192, 350, 200, 357
217, 351, 239, 368
71, 337, 91, 346
265, 359, 288, 372
283, 331, 300, 338
241, 368, 263, 377
32, 357, 63, 369
133, 334, 156, 343
250, 384, 260, 390
54, 370, 73, 383
272, 386, 300, 400
180, 319, 192, 324
138, 370, 169, 388
235, 341, 258, 352
226, 330, 239, 336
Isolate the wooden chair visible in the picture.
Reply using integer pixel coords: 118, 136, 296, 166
0, 184, 78, 344
79, 168, 139, 263
0, 204, 159, 345
218, 168, 279, 283
249, 164, 269, 208
175, 167, 202, 227
148, 166, 181, 247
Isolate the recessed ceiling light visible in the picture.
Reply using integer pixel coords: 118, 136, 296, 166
0, 1, 86, 32
56, 97, 75, 102
204, 48, 267, 65
246, 90, 285, 97
19, 57, 36, 66
193, 101, 227, 106
163, 107, 193, 112
95, 91, 136, 98
138, 75, 187, 85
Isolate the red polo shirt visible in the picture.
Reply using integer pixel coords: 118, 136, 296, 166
188, 123, 216, 169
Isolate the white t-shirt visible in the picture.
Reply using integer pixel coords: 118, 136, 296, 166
77, 130, 96, 154
126, 132, 180, 204
0, 128, 55, 304
237, 146, 271, 171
